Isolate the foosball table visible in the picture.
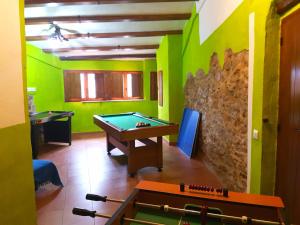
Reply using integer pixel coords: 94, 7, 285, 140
73, 181, 285, 225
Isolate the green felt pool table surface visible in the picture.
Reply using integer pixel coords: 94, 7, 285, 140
131, 208, 222, 225
99, 113, 166, 130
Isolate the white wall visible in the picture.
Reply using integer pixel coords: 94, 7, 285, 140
198, 0, 244, 44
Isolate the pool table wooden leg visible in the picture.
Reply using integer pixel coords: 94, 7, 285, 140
127, 141, 136, 176
106, 134, 115, 155
157, 136, 163, 171
127, 137, 163, 176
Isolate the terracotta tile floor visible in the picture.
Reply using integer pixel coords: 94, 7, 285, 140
35, 132, 221, 225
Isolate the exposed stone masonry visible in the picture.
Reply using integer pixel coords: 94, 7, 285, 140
184, 49, 248, 191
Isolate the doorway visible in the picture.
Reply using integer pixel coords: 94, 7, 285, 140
277, 9, 300, 224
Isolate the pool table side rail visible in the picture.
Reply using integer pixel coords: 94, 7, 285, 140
98, 112, 136, 118
97, 112, 174, 126
136, 181, 284, 209
93, 115, 178, 141
133, 113, 175, 125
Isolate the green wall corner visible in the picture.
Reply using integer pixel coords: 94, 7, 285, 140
157, 35, 183, 143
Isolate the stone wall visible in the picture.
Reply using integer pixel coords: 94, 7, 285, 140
184, 49, 248, 191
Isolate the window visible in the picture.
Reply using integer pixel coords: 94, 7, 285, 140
158, 71, 163, 106
64, 70, 143, 102
150, 71, 158, 100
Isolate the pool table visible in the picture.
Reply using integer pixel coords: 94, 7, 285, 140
73, 181, 285, 225
30, 111, 74, 158
93, 112, 178, 176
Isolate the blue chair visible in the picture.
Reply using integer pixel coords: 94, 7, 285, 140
33, 160, 63, 190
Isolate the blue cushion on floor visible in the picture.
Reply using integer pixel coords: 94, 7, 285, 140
33, 160, 63, 190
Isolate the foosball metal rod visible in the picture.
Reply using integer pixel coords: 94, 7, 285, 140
134, 202, 281, 225
86, 194, 282, 225
72, 208, 165, 225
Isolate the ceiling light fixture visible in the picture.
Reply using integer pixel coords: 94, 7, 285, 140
46, 22, 69, 42
50, 24, 69, 41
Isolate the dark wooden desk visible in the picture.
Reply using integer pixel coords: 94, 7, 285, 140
30, 111, 74, 158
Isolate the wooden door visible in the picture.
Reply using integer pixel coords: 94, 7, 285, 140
277, 9, 300, 224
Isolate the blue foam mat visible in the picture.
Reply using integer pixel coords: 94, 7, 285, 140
177, 108, 201, 157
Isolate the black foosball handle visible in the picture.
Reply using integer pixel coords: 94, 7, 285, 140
72, 208, 96, 217
222, 188, 229, 197
86, 194, 107, 202
180, 183, 185, 192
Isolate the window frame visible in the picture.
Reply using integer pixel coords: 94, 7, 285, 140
63, 70, 144, 102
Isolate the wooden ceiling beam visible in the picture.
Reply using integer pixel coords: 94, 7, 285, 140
26, 0, 197, 7
43, 44, 159, 53
277, 0, 300, 14
60, 53, 156, 60
26, 14, 191, 25
26, 30, 182, 41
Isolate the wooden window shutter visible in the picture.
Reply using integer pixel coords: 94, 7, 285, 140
103, 72, 124, 99
150, 71, 158, 100
111, 72, 124, 98
95, 73, 105, 99
63, 71, 81, 102
158, 71, 163, 106
131, 73, 143, 98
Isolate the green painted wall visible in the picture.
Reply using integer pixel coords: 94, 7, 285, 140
0, 2, 36, 225
181, 1, 276, 193
182, 3, 249, 77
157, 36, 170, 122
27, 45, 64, 112
26, 44, 158, 133
156, 35, 183, 142
168, 35, 184, 129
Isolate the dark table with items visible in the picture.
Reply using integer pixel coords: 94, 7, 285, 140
30, 111, 74, 158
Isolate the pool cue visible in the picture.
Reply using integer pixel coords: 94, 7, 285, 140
72, 208, 165, 225
86, 194, 283, 225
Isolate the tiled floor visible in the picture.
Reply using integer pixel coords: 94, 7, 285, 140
35, 132, 221, 225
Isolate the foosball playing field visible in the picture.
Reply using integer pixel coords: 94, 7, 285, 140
131, 206, 223, 225
73, 181, 285, 225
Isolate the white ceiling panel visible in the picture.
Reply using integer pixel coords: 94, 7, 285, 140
25, 1, 194, 59
25, 2, 195, 18
25, 20, 186, 36
58, 49, 156, 57
109, 57, 155, 61
28, 36, 163, 49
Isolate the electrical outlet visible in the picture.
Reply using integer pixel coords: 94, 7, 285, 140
253, 129, 259, 140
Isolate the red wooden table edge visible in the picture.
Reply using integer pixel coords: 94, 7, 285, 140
135, 181, 284, 208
